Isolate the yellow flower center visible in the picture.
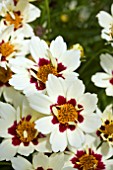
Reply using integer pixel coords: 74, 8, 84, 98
0, 42, 14, 58
56, 103, 78, 124
78, 154, 98, 170
37, 64, 58, 83
16, 119, 37, 143
5, 12, 22, 30
0, 67, 12, 83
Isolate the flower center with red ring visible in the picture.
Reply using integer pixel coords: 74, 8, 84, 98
16, 119, 37, 143
78, 154, 98, 169
71, 149, 105, 170
56, 103, 78, 124
37, 64, 58, 83
5, 11, 23, 30
97, 120, 113, 142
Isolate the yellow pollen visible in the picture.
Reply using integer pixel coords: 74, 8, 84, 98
109, 24, 113, 39
0, 42, 14, 58
78, 154, 98, 170
5, 12, 22, 30
37, 64, 58, 83
16, 119, 37, 143
57, 103, 78, 124
0, 67, 12, 83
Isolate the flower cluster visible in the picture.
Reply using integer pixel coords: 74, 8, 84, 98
0, 0, 113, 169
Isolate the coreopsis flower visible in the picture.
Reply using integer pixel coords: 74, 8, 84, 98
0, 100, 51, 161
92, 53, 113, 96
0, 0, 41, 37
96, 104, 113, 158
11, 152, 67, 170
97, 4, 113, 44
28, 74, 101, 152
0, 25, 29, 68
9, 36, 81, 95
64, 145, 113, 170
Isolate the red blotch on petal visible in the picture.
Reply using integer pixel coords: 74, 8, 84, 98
12, 137, 21, 146
57, 96, 66, 105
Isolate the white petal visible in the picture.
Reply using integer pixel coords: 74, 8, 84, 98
66, 78, 85, 101
17, 143, 34, 156
9, 73, 30, 91
11, 156, 33, 170
97, 11, 113, 28
111, 4, 113, 16
60, 50, 81, 71
24, 4, 41, 22
35, 116, 54, 134
16, 0, 28, 12
78, 93, 98, 114
50, 36, 67, 59
46, 74, 65, 102
20, 24, 34, 37
0, 139, 18, 161
50, 129, 67, 152
79, 114, 101, 133
35, 137, 52, 153
0, 102, 16, 120
106, 86, 113, 96
67, 128, 85, 148
33, 152, 49, 169
100, 53, 113, 74
49, 153, 64, 170
3, 87, 24, 108
30, 36, 48, 62
92, 72, 110, 88
28, 93, 52, 114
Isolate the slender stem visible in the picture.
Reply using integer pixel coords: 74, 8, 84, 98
0, 162, 11, 165
45, 0, 51, 38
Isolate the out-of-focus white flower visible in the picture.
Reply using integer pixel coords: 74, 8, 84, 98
11, 152, 66, 170
28, 74, 101, 152
0, 100, 51, 161
92, 53, 113, 96
96, 104, 113, 158
9, 36, 81, 95
97, 4, 113, 45
0, 25, 29, 68
0, 0, 41, 37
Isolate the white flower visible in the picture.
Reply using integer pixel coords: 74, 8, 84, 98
0, 100, 51, 161
95, 104, 113, 158
0, 25, 29, 68
0, 0, 41, 37
9, 36, 81, 95
11, 152, 65, 170
64, 134, 113, 170
64, 144, 113, 170
92, 53, 113, 96
97, 4, 113, 44
28, 74, 101, 152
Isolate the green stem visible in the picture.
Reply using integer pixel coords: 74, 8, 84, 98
0, 162, 11, 166
79, 48, 113, 75
45, 0, 51, 38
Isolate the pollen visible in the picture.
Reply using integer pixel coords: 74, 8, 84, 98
5, 12, 22, 30
57, 103, 78, 124
78, 154, 98, 170
37, 64, 58, 83
0, 41, 14, 58
0, 67, 12, 83
16, 119, 37, 143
